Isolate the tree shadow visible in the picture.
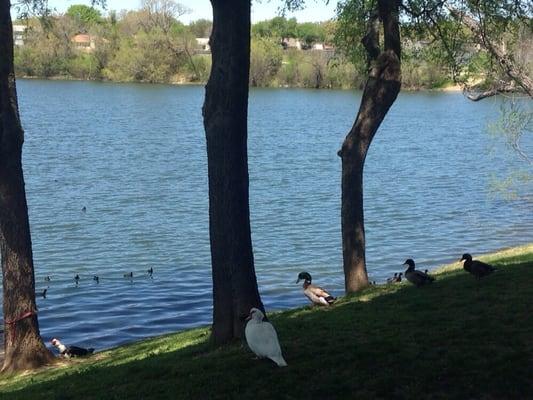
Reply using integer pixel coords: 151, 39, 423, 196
2, 257, 532, 399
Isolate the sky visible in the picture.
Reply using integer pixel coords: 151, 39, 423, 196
26, 0, 339, 23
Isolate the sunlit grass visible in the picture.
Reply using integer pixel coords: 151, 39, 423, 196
1, 244, 532, 399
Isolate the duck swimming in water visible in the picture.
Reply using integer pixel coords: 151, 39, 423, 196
403, 259, 435, 287
245, 308, 287, 367
296, 272, 336, 306
460, 253, 496, 279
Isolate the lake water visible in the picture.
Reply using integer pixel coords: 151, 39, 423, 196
1, 80, 532, 352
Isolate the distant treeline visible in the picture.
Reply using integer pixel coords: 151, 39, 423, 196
13, 4, 474, 89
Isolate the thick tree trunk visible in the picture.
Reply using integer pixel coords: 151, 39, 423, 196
338, 0, 401, 293
0, 0, 55, 372
202, 0, 264, 345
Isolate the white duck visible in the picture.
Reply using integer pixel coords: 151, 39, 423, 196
244, 307, 287, 367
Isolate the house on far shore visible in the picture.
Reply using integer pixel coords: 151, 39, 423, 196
281, 37, 302, 50
72, 33, 96, 52
195, 38, 210, 53
13, 24, 26, 46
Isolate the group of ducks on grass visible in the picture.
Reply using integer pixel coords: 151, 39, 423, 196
245, 253, 497, 367
49, 253, 496, 366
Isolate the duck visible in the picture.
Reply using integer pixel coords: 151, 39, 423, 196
403, 259, 435, 287
147, 267, 153, 276
44, 276, 51, 282
460, 253, 496, 279
296, 272, 336, 306
244, 308, 287, 367
386, 273, 398, 284
74, 274, 80, 284
124, 272, 133, 278
395, 272, 403, 282
93, 275, 99, 284
51, 338, 94, 358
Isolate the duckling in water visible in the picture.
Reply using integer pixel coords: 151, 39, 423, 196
93, 275, 99, 284
403, 259, 435, 287
74, 274, 80, 285
296, 272, 336, 306
460, 253, 496, 279
124, 272, 133, 278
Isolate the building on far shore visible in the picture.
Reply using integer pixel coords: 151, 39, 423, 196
13, 24, 26, 46
195, 38, 210, 53
72, 33, 96, 52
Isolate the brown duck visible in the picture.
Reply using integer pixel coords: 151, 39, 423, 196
460, 253, 496, 279
403, 259, 435, 287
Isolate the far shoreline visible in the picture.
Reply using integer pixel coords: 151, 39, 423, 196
16, 75, 464, 92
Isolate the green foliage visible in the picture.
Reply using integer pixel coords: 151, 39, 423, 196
252, 16, 299, 40
66, 4, 102, 27
68, 53, 100, 79
104, 32, 179, 83
250, 38, 283, 87
188, 18, 212, 38
295, 22, 325, 47
1, 245, 532, 399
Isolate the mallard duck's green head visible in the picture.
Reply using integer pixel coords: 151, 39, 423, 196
460, 253, 472, 263
296, 271, 312, 284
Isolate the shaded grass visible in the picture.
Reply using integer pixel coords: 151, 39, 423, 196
1, 245, 532, 399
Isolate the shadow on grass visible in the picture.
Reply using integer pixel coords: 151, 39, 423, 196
2, 256, 532, 400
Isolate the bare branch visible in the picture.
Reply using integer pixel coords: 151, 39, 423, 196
448, 5, 533, 97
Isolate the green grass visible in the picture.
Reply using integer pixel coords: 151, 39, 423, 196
1, 245, 532, 399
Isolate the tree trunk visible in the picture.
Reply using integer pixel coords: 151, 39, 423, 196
0, 0, 55, 373
338, 0, 401, 293
202, 0, 264, 345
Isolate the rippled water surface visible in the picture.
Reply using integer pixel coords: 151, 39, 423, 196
1, 80, 532, 351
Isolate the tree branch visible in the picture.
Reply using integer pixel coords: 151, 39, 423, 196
361, 9, 380, 62
448, 5, 533, 98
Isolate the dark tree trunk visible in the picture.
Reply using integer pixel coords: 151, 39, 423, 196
202, 0, 264, 345
338, 0, 401, 293
0, 0, 55, 372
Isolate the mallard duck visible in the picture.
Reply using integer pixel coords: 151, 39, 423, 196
460, 253, 496, 279
403, 259, 435, 287
296, 272, 336, 306
245, 308, 287, 367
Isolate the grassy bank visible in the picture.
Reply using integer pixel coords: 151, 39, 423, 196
1, 245, 532, 399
